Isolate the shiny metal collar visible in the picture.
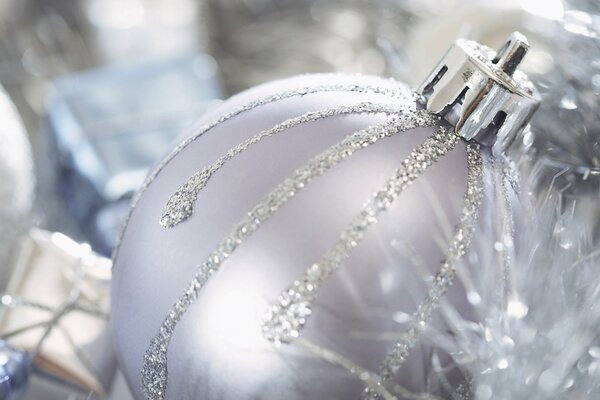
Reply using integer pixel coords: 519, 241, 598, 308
419, 32, 540, 148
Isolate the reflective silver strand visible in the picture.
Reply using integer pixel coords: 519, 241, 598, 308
114, 77, 413, 258
364, 143, 483, 399
141, 101, 435, 400
262, 127, 458, 344
496, 158, 516, 308
160, 102, 412, 228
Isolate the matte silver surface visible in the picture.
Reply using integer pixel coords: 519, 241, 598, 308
112, 74, 512, 400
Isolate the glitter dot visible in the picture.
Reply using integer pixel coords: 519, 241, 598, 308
501, 337, 515, 351
522, 130, 534, 147
467, 290, 482, 306
507, 299, 529, 319
560, 95, 577, 110
560, 238, 574, 250
589, 347, 600, 358
392, 312, 411, 323
0, 295, 12, 306
496, 358, 509, 369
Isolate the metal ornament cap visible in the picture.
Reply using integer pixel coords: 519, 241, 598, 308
419, 32, 540, 148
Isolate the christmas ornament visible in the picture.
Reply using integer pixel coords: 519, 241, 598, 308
0, 85, 34, 288
112, 33, 539, 399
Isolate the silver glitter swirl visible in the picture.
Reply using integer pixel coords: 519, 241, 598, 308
114, 76, 413, 260
160, 101, 413, 228
141, 106, 435, 399
261, 127, 458, 344
363, 143, 484, 399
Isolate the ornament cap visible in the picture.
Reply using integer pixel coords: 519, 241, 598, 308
418, 31, 540, 148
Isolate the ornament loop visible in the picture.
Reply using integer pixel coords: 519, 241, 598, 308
418, 31, 540, 148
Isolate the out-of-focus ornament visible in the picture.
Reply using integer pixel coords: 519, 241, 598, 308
0, 85, 34, 289
0, 340, 31, 400
112, 34, 539, 399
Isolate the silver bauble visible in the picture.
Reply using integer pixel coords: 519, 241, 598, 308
111, 66, 526, 399
0, 86, 34, 287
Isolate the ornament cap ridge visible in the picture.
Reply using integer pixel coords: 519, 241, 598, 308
418, 31, 540, 148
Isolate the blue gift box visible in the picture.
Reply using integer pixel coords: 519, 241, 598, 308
45, 52, 222, 255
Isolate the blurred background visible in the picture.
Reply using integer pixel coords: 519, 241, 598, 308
0, 0, 598, 398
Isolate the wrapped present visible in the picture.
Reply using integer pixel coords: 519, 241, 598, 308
45, 52, 222, 254
0, 229, 114, 396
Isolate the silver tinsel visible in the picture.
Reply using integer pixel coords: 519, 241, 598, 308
524, 8, 600, 209
399, 3, 600, 398
429, 147, 600, 399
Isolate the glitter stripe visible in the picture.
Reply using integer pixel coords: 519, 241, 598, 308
363, 143, 484, 399
160, 102, 413, 228
114, 78, 413, 260
498, 162, 516, 308
141, 109, 436, 400
295, 338, 399, 400
261, 127, 458, 344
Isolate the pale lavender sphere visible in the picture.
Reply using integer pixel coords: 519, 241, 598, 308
112, 74, 505, 399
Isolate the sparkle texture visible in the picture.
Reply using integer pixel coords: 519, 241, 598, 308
159, 101, 413, 228
114, 77, 415, 260
363, 143, 483, 399
262, 127, 458, 344
141, 85, 436, 400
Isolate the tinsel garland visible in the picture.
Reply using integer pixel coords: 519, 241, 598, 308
420, 3, 600, 398
427, 147, 600, 399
